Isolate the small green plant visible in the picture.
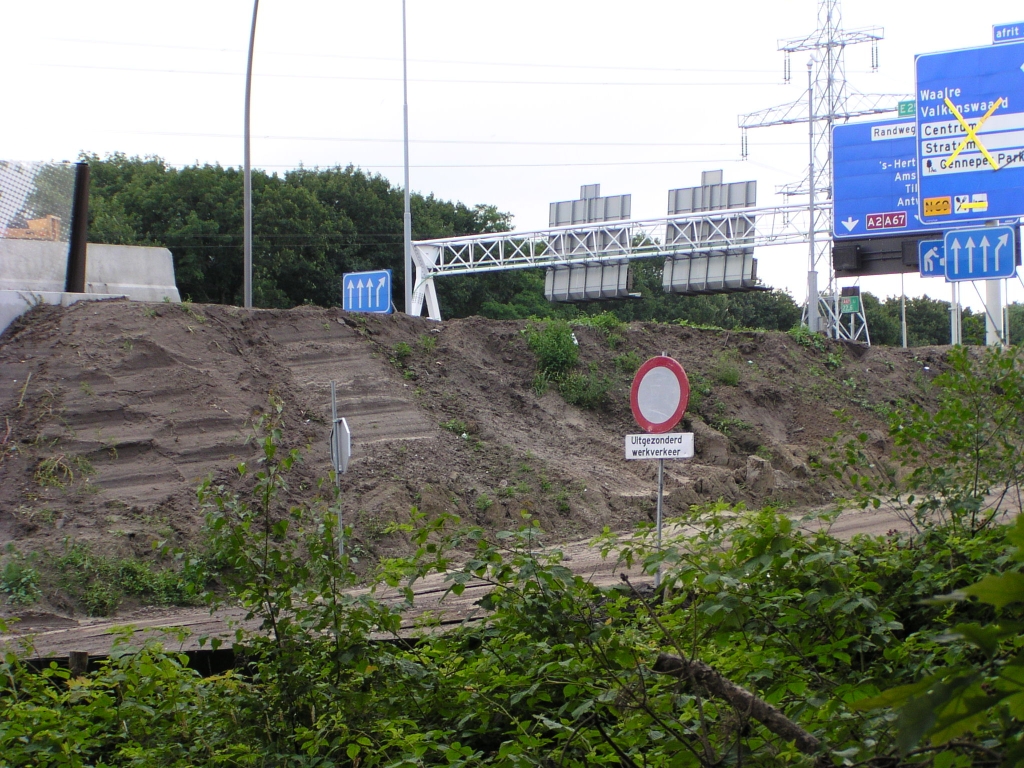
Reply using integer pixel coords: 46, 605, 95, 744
825, 351, 844, 370
713, 360, 741, 387
475, 494, 494, 512
418, 334, 437, 354
558, 369, 611, 409
614, 350, 642, 375
121, 337, 134, 352
35, 453, 81, 488
788, 324, 828, 352
142, 306, 158, 318
0, 548, 41, 606
392, 341, 412, 365
79, 380, 95, 396
179, 298, 206, 324
688, 373, 713, 410
440, 418, 468, 435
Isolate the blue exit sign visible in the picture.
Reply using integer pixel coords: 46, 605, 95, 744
994, 22, 1024, 44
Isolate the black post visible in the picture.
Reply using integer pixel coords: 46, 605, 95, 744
64, 162, 90, 293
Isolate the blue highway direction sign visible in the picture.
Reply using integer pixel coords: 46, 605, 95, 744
918, 239, 945, 278
343, 269, 393, 313
915, 41, 1024, 227
833, 119, 944, 240
943, 226, 1017, 282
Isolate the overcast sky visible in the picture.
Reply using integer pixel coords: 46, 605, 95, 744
3, 0, 1023, 313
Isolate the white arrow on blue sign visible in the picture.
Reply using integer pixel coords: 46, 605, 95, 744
918, 240, 945, 278
943, 226, 1017, 282
343, 269, 393, 313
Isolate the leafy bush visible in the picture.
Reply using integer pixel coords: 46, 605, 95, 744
0, 549, 40, 606
524, 319, 578, 379
558, 368, 612, 409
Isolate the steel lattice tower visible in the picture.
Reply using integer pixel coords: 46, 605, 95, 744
739, 0, 908, 339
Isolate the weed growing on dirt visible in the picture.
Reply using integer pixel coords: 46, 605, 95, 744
418, 334, 437, 354
525, 320, 611, 408
0, 547, 41, 606
46, 542, 208, 617
524, 320, 578, 378
179, 298, 206, 324
788, 324, 828, 352
79, 381, 95, 397
475, 494, 494, 512
825, 351, 844, 370
688, 372, 713, 410
34, 453, 93, 489
558, 368, 612, 409
440, 418, 468, 435
575, 312, 625, 348
614, 350, 642, 374
391, 342, 412, 365
713, 360, 741, 387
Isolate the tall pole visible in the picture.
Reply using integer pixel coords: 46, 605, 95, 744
806, 59, 819, 333
243, 0, 259, 309
402, 0, 413, 315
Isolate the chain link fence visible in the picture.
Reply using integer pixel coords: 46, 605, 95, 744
0, 161, 76, 244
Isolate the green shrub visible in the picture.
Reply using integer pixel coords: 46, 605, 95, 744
614, 350, 642, 375
48, 542, 207, 617
558, 369, 612, 409
713, 361, 740, 387
440, 418, 468, 434
524, 320, 578, 379
0, 549, 40, 606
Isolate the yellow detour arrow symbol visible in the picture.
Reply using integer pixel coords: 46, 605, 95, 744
943, 96, 1004, 170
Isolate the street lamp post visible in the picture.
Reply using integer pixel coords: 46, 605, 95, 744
243, 0, 260, 309
401, 0, 413, 315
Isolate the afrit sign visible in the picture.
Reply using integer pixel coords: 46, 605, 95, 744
343, 269, 392, 314
915, 41, 1024, 227
832, 118, 944, 240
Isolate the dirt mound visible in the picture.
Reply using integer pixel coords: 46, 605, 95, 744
0, 300, 943, 602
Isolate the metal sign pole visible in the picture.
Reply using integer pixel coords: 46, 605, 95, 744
655, 458, 664, 588
331, 381, 343, 558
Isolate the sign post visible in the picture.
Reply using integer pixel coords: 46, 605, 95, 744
330, 381, 351, 558
628, 355, 691, 588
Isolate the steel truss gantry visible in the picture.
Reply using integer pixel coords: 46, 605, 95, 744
409, 202, 830, 320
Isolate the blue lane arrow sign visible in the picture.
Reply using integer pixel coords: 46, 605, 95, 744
943, 226, 1017, 282
919, 239, 945, 278
342, 269, 393, 313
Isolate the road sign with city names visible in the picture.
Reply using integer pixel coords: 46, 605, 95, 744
918, 239, 945, 278
943, 226, 1017, 281
343, 269, 393, 313
832, 119, 944, 240
915, 41, 1024, 227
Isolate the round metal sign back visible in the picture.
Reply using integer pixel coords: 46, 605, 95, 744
630, 356, 690, 433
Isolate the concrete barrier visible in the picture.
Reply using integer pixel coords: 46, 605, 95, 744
0, 240, 180, 336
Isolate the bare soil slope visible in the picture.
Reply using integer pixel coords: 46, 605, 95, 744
0, 299, 945, 614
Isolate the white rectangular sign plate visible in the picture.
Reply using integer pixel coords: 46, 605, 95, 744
625, 432, 694, 460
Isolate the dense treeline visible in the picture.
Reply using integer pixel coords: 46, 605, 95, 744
84, 154, 1007, 343
85, 153, 510, 309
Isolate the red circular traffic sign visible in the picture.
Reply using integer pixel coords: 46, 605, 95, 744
630, 356, 690, 433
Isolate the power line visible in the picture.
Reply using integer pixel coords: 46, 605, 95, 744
99, 129, 803, 148
158, 158, 741, 170
44, 36, 783, 75
33, 61, 781, 87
